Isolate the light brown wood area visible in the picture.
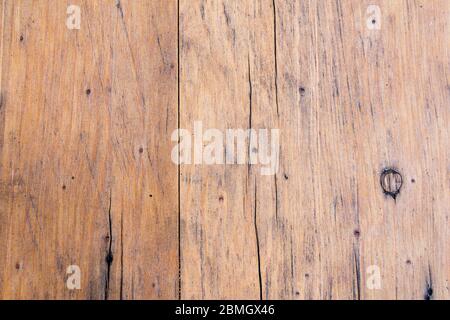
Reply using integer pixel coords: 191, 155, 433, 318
0, 0, 448, 300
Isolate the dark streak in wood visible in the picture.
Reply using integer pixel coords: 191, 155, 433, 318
254, 182, 262, 300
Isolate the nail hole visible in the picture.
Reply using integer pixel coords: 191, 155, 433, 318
299, 87, 306, 96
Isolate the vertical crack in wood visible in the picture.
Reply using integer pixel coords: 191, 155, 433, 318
248, 40, 261, 299
352, 247, 361, 300
274, 174, 278, 223
105, 189, 114, 300
424, 264, 434, 300
352, 174, 362, 300
254, 181, 263, 300
0, 93, 4, 151
247, 55, 253, 175
177, 0, 182, 301
272, 0, 279, 116
116, 0, 124, 19
0, 1, 5, 162
120, 204, 124, 300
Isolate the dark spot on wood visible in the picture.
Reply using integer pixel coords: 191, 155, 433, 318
406, 259, 412, 265
411, 178, 415, 183
20, 35, 24, 42
295, 291, 300, 296
299, 87, 306, 95
305, 273, 310, 278
139, 147, 144, 154
353, 230, 360, 238
219, 196, 224, 202
15, 263, 21, 270
425, 286, 433, 300
284, 174, 289, 180
424, 266, 433, 300
62, 185, 67, 190
106, 253, 114, 265
152, 282, 156, 288
149, 194, 153, 198
372, 19, 376, 24
71, 176, 75, 180
380, 168, 403, 200
86, 89, 91, 96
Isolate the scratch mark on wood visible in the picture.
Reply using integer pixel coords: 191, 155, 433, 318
352, 247, 361, 300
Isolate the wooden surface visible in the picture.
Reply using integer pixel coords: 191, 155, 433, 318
0, 0, 448, 300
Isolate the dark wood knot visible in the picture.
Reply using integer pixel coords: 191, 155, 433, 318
380, 168, 403, 199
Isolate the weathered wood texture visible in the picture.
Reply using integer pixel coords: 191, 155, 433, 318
0, 0, 178, 299
0, 0, 449, 300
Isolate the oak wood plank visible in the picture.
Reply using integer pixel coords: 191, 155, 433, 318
0, 0, 448, 300
179, 0, 449, 300
0, 0, 112, 299
179, 0, 265, 299
262, 0, 449, 300
0, 0, 179, 299
108, 0, 179, 300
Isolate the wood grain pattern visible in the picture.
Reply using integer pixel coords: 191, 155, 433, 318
0, 0, 178, 299
0, 0, 448, 300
